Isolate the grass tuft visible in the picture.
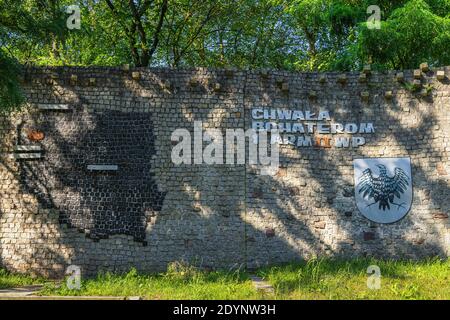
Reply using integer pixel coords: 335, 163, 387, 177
40, 262, 258, 300
2, 258, 449, 299
258, 257, 450, 299
0, 269, 44, 289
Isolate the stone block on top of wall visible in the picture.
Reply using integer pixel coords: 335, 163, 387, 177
413, 79, 421, 89
319, 75, 327, 84
337, 74, 347, 84
225, 68, 235, 78
396, 72, 404, 82
436, 70, 446, 81
414, 69, 422, 79
363, 64, 371, 75
260, 70, 269, 79
358, 73, 367, 83
314, 221, 326, 229
384, 91, 393, 99
70, 74, 78, 85
213, 83, 221, 92
132, 71, 141, 81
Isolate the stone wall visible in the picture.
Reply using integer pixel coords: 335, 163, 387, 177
0, 66, 449, 277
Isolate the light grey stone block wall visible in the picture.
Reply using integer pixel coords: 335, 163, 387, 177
0, 66, 448, 278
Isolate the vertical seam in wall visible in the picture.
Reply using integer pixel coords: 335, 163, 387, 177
242, 70, 248, 269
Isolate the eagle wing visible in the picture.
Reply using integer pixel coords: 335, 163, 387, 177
386, 167, 409, 200
357, 168, 380, 200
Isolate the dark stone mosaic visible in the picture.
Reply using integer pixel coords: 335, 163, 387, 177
18, 109, 165, 242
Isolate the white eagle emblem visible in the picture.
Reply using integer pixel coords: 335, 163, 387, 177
354, 158, 413, 224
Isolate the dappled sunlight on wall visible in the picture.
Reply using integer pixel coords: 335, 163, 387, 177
0, 66, 449, 277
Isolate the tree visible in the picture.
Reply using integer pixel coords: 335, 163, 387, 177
103, 0, 168, 67
161, 0, 222, 67
358, 0, 450, 69
1, 0, 450, 112
0, 0, 66, 111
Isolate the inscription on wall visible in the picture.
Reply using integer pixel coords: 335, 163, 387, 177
251, 108, 375, 148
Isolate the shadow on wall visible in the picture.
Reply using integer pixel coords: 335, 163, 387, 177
17, 110, 166, 242
0, 67, 448, 278
243, 74, 449, 267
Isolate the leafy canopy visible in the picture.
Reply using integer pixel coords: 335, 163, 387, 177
1, 0, 449, 111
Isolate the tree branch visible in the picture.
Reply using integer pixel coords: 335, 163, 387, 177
104, 0, 131, 34
177, 4, 218, 62
148, 0, 168, 60
129, 0, 149, 65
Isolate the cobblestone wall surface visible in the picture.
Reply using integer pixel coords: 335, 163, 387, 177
0, 66, 449, 277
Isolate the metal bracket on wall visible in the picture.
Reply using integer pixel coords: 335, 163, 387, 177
14, 153, 42, 160
13, 145, 42, 160
14, 145, 42, 152
87, 165, 119, 171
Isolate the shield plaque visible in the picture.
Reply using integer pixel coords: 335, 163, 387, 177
353, 157, 413, 224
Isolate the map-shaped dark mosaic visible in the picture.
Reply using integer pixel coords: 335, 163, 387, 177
19, 110, 165, 243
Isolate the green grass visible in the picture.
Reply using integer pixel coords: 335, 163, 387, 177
2, 258, 449, 299
40, 262, 260, 300
0, 269, 44, 289
258, 257, 450, 300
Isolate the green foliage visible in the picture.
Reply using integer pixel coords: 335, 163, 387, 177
2, 0, 450, 70
358, 0, 450, 69
423, 83, 435, 94
0, 268, 44, 289
1, 0, 450, 112
0, 0, 67, 111
0, 51, 24, 112
402, 81, 419, 92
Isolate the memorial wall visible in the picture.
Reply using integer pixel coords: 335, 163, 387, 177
0, 66, 449, 277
